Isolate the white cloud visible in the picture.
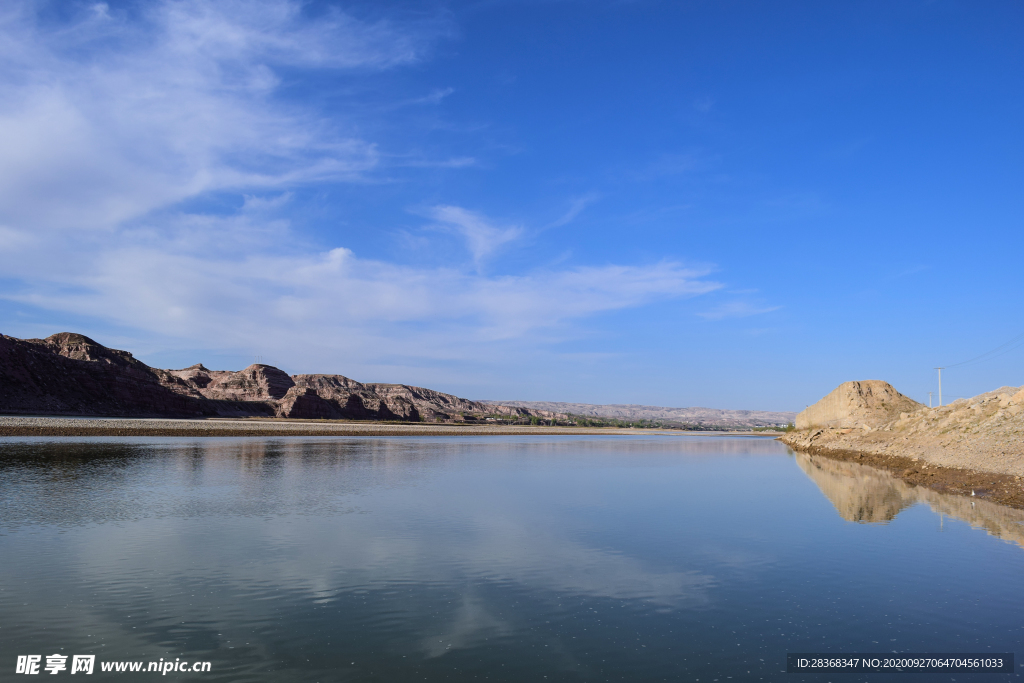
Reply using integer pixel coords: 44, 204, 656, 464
394, 156, 478, 169
424, 205, 524, 269
548, 192, 599, 228
411, 86, 455, 105
0, 0, 722, 375
3, 218, 719, 364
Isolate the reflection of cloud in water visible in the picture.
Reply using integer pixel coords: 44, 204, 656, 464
418, 593, 514, 658
449, 524, 713, 605
67, 493, 714, 609
795, 451, 1024, 549
0, 436, 727, 656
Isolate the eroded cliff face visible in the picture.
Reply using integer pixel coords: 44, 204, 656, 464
286, 376, 420, 421
0, 332, 552, 422
167, 364, 296, 401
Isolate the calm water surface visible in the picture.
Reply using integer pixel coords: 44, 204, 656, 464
0, 435, 1022, 682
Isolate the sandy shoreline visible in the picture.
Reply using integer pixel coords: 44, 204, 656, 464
0, 416, 780, 438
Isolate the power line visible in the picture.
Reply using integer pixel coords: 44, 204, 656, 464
944, 329, 1024, 369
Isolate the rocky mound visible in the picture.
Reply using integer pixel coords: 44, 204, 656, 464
0, 332, 556, 422
795, 380, 923, 430
783, 381, 1024, 478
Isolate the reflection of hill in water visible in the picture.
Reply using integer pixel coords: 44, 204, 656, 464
795, 453, 912, 523
795, 452, 1024, 549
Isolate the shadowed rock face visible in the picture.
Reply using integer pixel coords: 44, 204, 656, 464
0, 333, 218, 417
0, 332, 550, 422
794, 451, 1024, 550
796, 380, 923, 430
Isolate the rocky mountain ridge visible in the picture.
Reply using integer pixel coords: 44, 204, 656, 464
482, 400, 795, 428
0, 332, 559, 422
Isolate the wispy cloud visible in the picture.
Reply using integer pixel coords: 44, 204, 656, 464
423, 205, 524, 268
412, 86, 455, 105
630, 152, 711, 182
885, 264, 929, 281
693, 95, 714, 113
549, 192, 600, 228
698, 301, 780, 321
395, 156, 478, 169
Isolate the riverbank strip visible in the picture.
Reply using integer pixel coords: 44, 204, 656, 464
0, 416, 780, 439
779, 433, 1024, 510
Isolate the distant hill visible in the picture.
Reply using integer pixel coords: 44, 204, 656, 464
0, 332, 559, 423
481, 400, 795, 428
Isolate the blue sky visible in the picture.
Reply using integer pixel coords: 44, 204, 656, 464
1, 0, 1022, 411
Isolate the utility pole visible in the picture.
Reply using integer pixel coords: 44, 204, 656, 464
928, 392, 933, 408
934, 367, 944, 406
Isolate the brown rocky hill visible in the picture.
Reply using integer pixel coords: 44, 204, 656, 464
782, 380, 1024, 477
0, 332, 558, 422
795, 380, 923, 430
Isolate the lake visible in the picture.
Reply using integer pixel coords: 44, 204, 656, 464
1, 435, 1021, 681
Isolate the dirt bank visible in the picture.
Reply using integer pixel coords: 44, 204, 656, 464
779, 436, 1024, 510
